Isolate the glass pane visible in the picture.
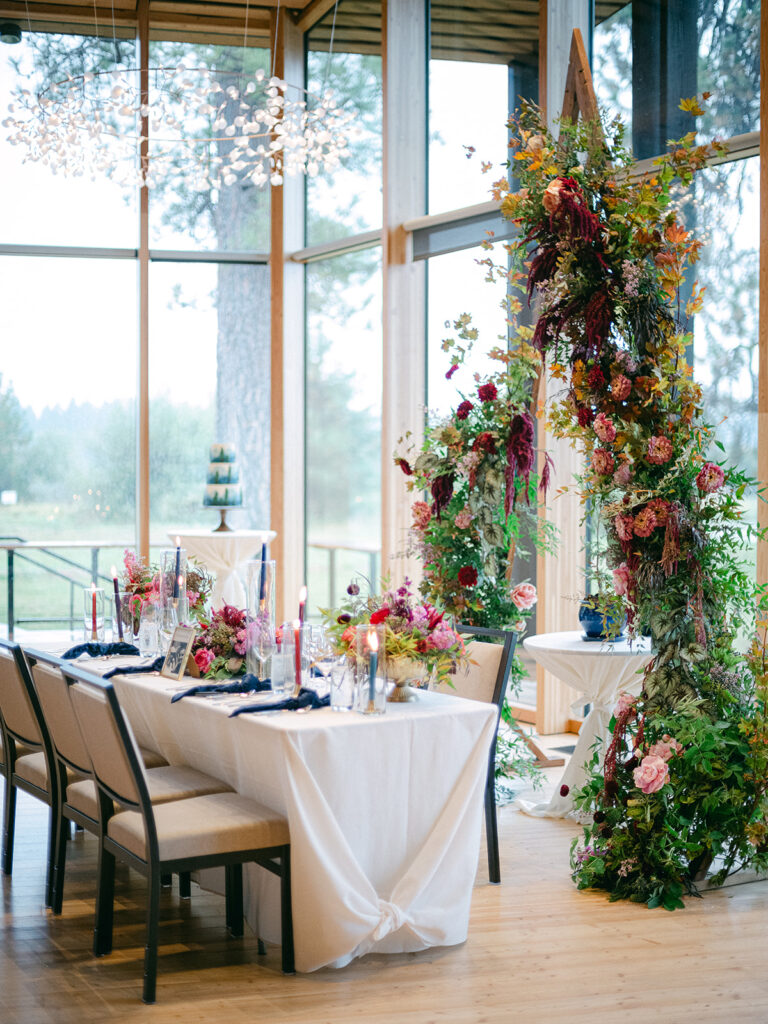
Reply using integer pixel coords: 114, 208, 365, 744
694, 158, 758, 530
149, 261, 271, 538
426, 246, 507, 415
148, 41, 271, 252
305, 250, 382, 610
0, 30, 137, 246
306, 1, 383, 244
0, 255, 137, 637
594, 1, 759, 161
429, 1, 538, 215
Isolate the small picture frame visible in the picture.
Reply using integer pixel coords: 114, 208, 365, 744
161, 625, 196, 680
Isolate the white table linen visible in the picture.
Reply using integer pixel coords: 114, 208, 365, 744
105, 671, 496, 972
517, 630, 653, 820
170, 529, 276, 607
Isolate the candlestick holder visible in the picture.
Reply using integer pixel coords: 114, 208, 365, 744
354, 624, 387, 714
246, 559, 276, 681
83, 587, 105, 643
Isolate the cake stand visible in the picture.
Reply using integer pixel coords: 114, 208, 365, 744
205, 505, 243, 533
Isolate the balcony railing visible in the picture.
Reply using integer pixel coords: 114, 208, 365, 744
1, 536, 380, 639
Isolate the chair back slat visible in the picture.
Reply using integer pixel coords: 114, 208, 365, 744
31, 662, 92, 776
68, 679, 144, 808
0, 646, 43, 746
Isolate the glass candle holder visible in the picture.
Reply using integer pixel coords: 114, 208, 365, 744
83, 586, 105, 643
246, 559, 276, 680
112, 590, 140, 643
280, 621, 313, 697
159, 547, 188, 650
354, 623, 387, 714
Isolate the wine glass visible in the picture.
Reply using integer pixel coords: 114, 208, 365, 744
247, 612, 276, 683
309, 626, 335, 696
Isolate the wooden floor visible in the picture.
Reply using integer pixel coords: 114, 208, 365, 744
2, 768, 768, 1024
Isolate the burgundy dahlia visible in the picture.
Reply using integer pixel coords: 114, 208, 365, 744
587, 365, 606, 391
477, 382, 498, 402
457, 566, 478, 587
577, 406, 594, 428
456, 400, 474, 420
472, 432, 497, 453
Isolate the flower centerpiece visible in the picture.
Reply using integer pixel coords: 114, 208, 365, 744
190, 604, 248, 678
491, 96, 768, 907
322, 579, 467, 695
121, 549, 212, 629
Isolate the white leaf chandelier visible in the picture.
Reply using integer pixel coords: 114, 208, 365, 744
2, 0, 353, 190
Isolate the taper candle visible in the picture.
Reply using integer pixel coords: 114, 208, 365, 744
367, 628, 378, 704
293, 619, 302, 698
110, 565, 123, 641
91, 583, 98, 641
298, 585, 307, 625
173, 536, 181, 598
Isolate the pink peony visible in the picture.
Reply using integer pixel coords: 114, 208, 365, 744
647, 435, 674, 465
454, 508, 473, 530
593, 413, 617, 444
632, 507, 658, 537
613, 462, 633, 487
431, 622, 460, 650
648, 741, 677, 762
193, 648, 215, 675
542, 178, 564, 214
662, 734, 684, 755
610, 374, 632, 401
696, 462, 725, 493
614, 513, 634, 542
411, 501, 432, 531
612, 563, 632, 597
633, 754, 669, 794
613, 690, 636, 717
591, 448, 615, 475
511, 582, 537, 610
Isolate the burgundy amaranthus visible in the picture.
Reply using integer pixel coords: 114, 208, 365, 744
504, 412, 535, 513
431, 473, 455, 518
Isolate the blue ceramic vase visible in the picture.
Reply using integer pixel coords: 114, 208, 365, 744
578, 599, 626, 641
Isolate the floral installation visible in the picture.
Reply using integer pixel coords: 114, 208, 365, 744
120, 549, 212, 627
190, 604, 248, 679
489, 96, 768, 908
322, 579, 467, 687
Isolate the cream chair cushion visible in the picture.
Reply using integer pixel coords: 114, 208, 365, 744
14, 752, 79, 791
139, 747, 167, 769
66, 766, 232, 821
108, 792, 289, 862
431, 640, 504, 705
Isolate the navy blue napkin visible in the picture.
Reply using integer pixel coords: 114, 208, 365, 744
228, 687, 330, 717
171, 674, 272, 703
102, 656, 165, 680
62, 641, 140, 659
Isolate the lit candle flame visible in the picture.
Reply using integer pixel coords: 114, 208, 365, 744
110, 565, 117, 578
178, 575, 184, 589
299, 585, 307, 604
367, 628, 378, 652
293, 618, 301, 630
175, 536, 181, 547
91, 582, 97, 592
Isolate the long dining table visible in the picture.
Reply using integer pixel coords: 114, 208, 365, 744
34, 649, 497, 973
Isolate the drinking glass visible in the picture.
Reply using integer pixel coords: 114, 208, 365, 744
281, 621, 312, 696
137, 602, 159, 657
83, 587, 105, 643
330, 656, 354, 711
246, 559, 276, 681
309, 626, 335, 696
112, 591, 137, 644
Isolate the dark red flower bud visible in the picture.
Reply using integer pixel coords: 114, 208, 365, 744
577, 406, 595, 427
457, 566, 478, 587
593, 810, 605, 823
347, 583, 360, 596
337, 613, 352, 625
587, 366, 606, 390
396, 457, 413, 476
445, 363, 459, 380
560, 784, 570, 797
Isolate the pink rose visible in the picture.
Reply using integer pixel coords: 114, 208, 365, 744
632, 507, 658, 538
542, 178, 564, 214
591, 448, 615, 475
411, 501, 432, 531
647, 435, 674, 465
613, 690, 636, 717
511, 582, 537, 611
611, 374, 632, 401
662, 734, 683, 755
193, 648, 215, 675
454, 508, 473, 530
647, 741, 676, 762
633, 754, 669, 794
613, 462, 632, 487
614, 513, 634, 542
696, 462, 725, 494
593, 413, 617, 444
612, 563, 632, 597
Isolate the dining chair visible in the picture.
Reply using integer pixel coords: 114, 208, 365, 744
62, 663, 294, 1003
430, 624, 517, 884
25, 649, 234, 915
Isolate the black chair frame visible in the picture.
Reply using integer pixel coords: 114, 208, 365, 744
0, 639, 61, 908
61, 663, 294, 1004
456, 624, 517, 885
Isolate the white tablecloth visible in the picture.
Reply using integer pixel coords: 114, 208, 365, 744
170, 530, 276, 607
106, 671, 495, 972
517, 631, 653, 819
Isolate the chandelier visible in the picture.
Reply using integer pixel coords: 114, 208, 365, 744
2, 2, 352, 190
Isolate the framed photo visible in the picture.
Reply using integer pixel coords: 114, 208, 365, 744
161, 625, 197, 680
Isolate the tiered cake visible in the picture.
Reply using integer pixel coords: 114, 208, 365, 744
204, 444, 243, 507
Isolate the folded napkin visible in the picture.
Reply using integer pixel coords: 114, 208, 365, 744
171, 674, 272, 704
228, 687, 330, 717
62, 641, 140, 659
102, 656, 165, 680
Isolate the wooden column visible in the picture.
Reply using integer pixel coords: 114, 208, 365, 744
535, 3, 592, 735
758, 0, 768, 586
136, 0, 150, 562
381, 0, 427, 583
270, 9, 306, 622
